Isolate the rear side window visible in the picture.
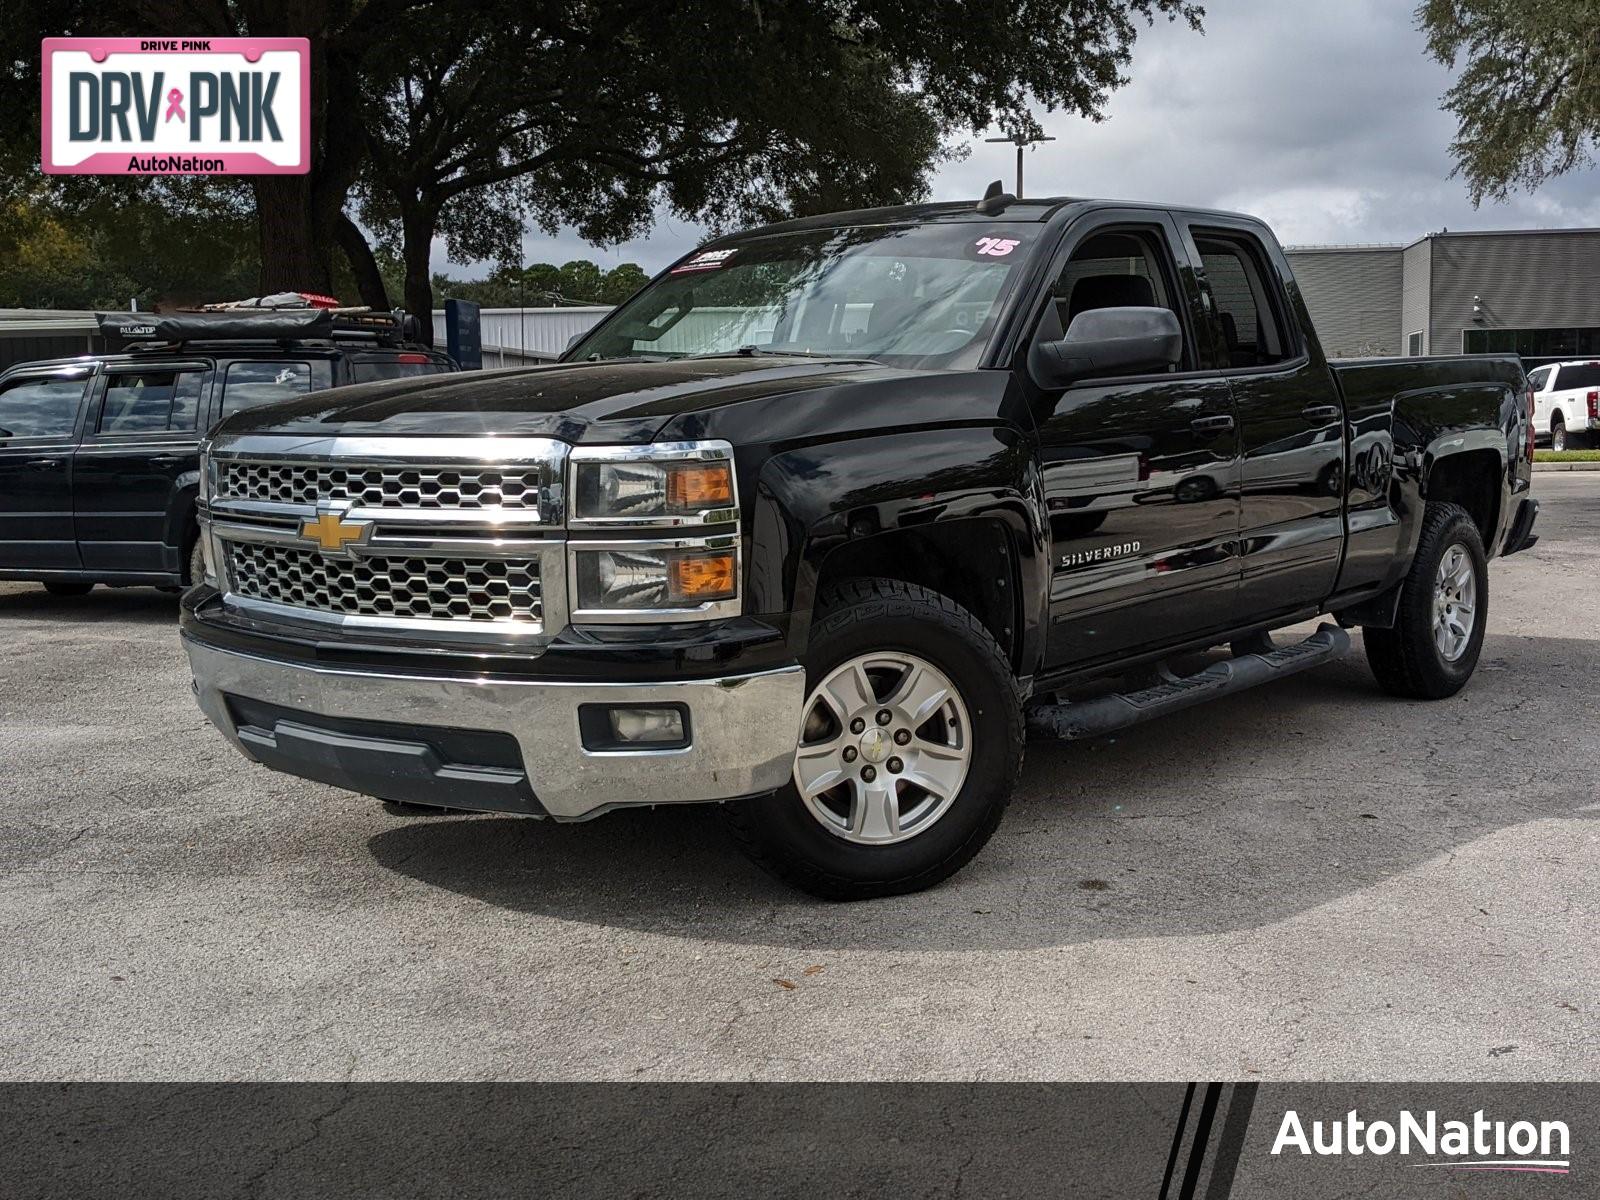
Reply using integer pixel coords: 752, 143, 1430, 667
220, 361, 313, 420
0, 375, 86, 439
1554, 364, 1600, 390
1194, 230, 1296, 369
347, 356, 451, 383
98, 370, 206, 434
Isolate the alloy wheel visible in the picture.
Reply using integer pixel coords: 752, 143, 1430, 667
792, 651, 972, 845
1433, 543, 1477, 662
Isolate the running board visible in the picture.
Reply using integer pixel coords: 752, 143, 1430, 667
1026, 624, 1351, 741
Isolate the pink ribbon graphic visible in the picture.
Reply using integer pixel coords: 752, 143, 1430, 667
164, 88, 185, 123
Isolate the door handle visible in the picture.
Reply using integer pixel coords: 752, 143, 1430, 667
1190, 414, 1235, 435
1301, 404, 1341, 424
25, 457, 62, 470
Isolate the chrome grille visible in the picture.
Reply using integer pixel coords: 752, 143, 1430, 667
216, 461, 542, 511
226, 542, 541, 624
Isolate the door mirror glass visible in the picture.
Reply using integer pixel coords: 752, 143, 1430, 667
1029, 305, 1183, 389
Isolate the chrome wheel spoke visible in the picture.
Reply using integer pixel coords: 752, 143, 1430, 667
793, 739, 847, 798
819, 661, 876, 723
849, 779, 900, 841
886, 664, 950, 727
905, 746, 968, 800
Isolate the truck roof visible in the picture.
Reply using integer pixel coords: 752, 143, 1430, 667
722, 195, 1272, 243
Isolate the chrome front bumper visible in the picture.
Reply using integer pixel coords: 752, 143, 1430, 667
182, 635, 806, 820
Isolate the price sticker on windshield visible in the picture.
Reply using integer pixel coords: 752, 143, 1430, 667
671, 248, 738, 273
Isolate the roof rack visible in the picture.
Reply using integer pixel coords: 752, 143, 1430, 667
96, 304, 426, 351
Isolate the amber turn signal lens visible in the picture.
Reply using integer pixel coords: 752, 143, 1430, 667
667, 463, 733, 510
669, 551, 736, 601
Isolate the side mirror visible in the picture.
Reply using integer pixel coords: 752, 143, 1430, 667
1029, 305, 1183, 389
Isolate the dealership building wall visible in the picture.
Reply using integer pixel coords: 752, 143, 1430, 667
1288, 227, 1600, 361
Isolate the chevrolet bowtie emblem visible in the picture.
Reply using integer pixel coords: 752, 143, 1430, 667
299, 511, 372, 554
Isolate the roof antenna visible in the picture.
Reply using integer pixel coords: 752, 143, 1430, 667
975, 179, 1016, 215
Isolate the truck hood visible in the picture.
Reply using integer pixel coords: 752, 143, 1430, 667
216, 356, 915, 443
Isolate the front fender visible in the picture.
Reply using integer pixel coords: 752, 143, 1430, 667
746, 425, 1048, 666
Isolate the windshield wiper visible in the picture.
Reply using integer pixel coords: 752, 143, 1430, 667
685, 346, 857, 361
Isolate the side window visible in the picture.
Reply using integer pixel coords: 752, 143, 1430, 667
1043, 227, 1190, 375
1194, 230, 1295, 369
220, 361, 313, 420
347, 357, 451, 383
1554, 363, 1600, 391
0, 375, 86, 439
1527, 366, 1551, 391
98, 370, 206, 434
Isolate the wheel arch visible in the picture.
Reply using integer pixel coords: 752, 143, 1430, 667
747, 427, 1048, 676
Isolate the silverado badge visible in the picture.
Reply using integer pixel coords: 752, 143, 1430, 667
299, 504, 373, 555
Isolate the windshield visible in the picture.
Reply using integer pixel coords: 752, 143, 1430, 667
567, 222, 1037, 369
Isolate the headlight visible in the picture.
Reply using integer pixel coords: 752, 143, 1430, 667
573, 540, 738, 614
571, 443, 735, 524
567, 442, 740, 621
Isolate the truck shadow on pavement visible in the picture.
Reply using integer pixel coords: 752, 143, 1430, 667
0, 584, 181, 626
366, 632, 1600, 952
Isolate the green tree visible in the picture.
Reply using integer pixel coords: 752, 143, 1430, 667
0, 186, 258, 308
1418, 0, 1600, 202
352, 0, 1204, 338
4, 0, 1202, 329
433, 260, 650, 308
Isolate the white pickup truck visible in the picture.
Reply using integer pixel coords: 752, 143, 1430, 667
1529, 360, 1600, 451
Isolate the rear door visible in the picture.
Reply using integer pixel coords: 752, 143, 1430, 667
1025, 209, 1242, 671
1178, 217, 1345, 618
0, 364, 93, 571
74, 363, 209, 575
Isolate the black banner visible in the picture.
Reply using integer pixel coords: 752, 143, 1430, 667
2, 1083, 1590, 1198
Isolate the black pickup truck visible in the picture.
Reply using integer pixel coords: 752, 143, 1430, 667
0, 309, 453, 593
179, 192, 1538, 898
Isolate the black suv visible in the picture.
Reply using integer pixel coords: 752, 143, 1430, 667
0, 309, 454, 594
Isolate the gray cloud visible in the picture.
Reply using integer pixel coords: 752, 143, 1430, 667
444, 0, 1600, 278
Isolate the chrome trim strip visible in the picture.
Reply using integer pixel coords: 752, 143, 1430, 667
208, 433, 571, 464
208, 497, 554, 530
223, 594, 550, 640
183, 635, 805, 820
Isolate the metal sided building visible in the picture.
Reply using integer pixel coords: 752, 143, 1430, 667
1288, 227, 1600, 363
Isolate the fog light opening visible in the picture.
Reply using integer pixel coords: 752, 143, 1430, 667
611, 706, 685, 744
579, 703, 691, 751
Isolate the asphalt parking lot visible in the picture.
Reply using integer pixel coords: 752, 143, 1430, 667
3, 476, 1596, 1083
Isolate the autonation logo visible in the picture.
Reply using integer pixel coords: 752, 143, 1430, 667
1273, 1108, 1571, 1175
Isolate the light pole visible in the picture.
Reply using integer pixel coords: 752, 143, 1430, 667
984, 132, 1056, 198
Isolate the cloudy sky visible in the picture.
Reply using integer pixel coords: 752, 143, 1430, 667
451, 0, 1600, 277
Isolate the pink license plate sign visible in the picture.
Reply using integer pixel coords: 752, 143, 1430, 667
42, 37, 310, 174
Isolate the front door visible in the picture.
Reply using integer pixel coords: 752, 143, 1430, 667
74, 364, 209, 575
0, 365, 92, 571
1026, 213, 1242, 673
1180, 219, 1345, 616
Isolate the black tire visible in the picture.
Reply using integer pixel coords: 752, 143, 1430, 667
43, 581, 92, 597
1363, 502, 1488, 699
723, 578, 1023, 900
1551, 415, 1567, 453
186, 537, 206, 587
